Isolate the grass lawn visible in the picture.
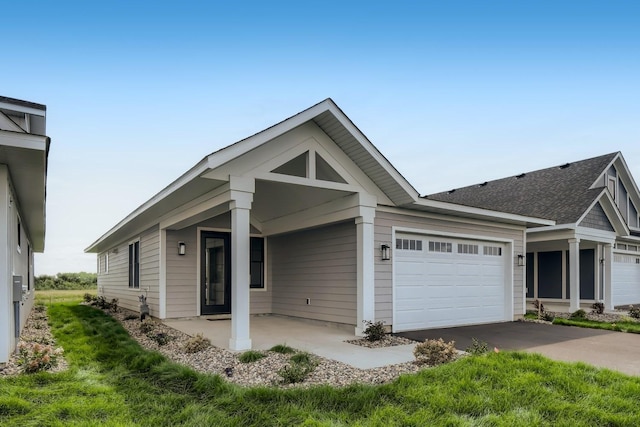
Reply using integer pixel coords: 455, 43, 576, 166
2, 304, 640, 426
554, 317, 640, 334
34, 289, 95, 305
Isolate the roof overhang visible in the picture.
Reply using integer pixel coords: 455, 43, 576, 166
411, 198, 555, 226
86, 99, 423, 253
0, 129, 49, 252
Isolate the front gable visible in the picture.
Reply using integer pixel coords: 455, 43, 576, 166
578, 201, 615, 232
592, 153, 640, 231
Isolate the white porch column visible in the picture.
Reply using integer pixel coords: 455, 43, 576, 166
568, 238, 580, 312
603, 243, 614, 311
229, 177, 254, 351
355, 206, 376, 336
159, 228, 167, 319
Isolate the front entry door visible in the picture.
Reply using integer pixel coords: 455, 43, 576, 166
201, 231, 231, 315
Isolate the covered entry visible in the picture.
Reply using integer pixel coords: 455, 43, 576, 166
393, 232, 509, 331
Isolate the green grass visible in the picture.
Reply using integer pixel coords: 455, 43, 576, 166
239, 350, 266, 363
269, 344, 295, 354
2, 303, 640, 426
35, 289, 96, 305
554, 317, 640, 333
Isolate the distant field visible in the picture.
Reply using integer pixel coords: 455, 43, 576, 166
35, 289, 96, 304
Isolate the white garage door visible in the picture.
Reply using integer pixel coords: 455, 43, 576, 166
612, 253, 640, 306
394, 233, 508, 332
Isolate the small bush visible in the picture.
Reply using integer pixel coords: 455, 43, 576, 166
290, 352, 313, 364
541, 312, 555, 322
570, 309, 587, 320
362, 320, 386, 342
139, 321, 155, 334
533, 299, 545, 313
123, 314, 138, 321
83, 293, 93, 303
33, 303, 46, 313
17, 343, 64, 373
239, 350, 265, 363
414, 338, 457, 366
184, 333, 211, 353
270, 344, 295, 354
465, 338, 489, 356
629, 306, 640, 320
592, 302, 605, 315
147, 332, 172, 346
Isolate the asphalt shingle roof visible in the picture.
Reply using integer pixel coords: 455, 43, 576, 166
427, 152, 619, 224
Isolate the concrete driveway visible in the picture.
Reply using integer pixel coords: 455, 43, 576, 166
397, 322, 640, 376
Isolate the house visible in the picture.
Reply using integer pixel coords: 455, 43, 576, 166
0, 96, 50, 364
85, 99, 551, 350
429, 152, 640, 312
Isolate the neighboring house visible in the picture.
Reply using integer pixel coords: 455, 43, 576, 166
85, 99, 551, 349
429, 152, 640, 312
0, 96, 50, 364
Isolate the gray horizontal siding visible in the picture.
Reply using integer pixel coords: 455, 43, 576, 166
374, 209, 525, 325
270, 221, 356, 325
97, 225, 160, 315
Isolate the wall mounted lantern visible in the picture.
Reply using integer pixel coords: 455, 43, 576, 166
381, 244, 391, 261
178, 241, 186, 256
517, 254, 525, 267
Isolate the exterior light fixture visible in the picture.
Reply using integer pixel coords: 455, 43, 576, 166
381, 244, 391, 261
178, 241, 186, 256
517, 254, 525, 267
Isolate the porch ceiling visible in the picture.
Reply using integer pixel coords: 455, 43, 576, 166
252, 179, 353, 223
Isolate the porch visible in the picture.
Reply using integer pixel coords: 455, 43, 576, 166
164, 315, 415, 369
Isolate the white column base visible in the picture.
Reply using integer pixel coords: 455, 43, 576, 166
229, 337, 252, 351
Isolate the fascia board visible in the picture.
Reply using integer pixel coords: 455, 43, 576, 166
0, 130, 48, 150
413, 198, 555, 226
85, 159, 209, 252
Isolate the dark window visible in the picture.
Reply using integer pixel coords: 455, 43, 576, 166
526, 253, 534, 298
129, 241, 140, 288
538, 251, 562, 298
566, 249, 595, 300
17, 219, 21, 248
250, 237, 264, 289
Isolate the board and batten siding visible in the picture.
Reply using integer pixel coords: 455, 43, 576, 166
374, 209, 525, 325
165, 213, 270, 319
270, 221, 357, 325
97, 225, 160, 315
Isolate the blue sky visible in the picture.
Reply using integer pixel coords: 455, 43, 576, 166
2, 1, 639, 274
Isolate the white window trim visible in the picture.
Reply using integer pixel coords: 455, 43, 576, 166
128, 238, 141, 290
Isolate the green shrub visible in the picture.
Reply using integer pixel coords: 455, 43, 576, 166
239, 350, 265, 363
184, 333, 211, 354
17, 343, 64, 373
270, 344, 295, 354
592, 302, 605, 314
147, 332, 172, 346
83, 293, 94, 303
570, 309, 587, 320
290, 352, 313, 364
139, 321, 155, 334
362, 320, 386, 342
414, 338, 457, 366
465, 338, 489, 356
278, 363, 315, 384
35, 272, 97, 290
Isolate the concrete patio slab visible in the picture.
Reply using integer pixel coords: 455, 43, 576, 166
397, 321, 640, 376
164, 315, 416, 369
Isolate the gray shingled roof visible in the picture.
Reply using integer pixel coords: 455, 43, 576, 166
427, 152, 619, 224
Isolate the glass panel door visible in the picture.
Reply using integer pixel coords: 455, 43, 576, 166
201, 231, 231, 314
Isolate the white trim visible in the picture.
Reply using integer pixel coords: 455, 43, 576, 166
377, 205, 542, 231
413, 198, 555, 226
159, 229, 167, 319
0, 130, 48, 151
0, 101, 45, 117
393, 226, 515, 244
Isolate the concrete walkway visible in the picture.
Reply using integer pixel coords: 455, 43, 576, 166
164, 316, 415, 369
397, 322, 640, 376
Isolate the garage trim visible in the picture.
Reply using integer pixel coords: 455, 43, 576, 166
391, 226, 515, 332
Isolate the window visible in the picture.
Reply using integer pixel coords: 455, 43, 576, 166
250, 237, 264, 289
17, 218, 21, 249
104, 253, 109, 273
608, 177, 616, 200
483, 246, 502, 256
128, 241, 140, 288
396, 238, 423, 251
458, 243, 479, 254
428, 241, 452, 253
